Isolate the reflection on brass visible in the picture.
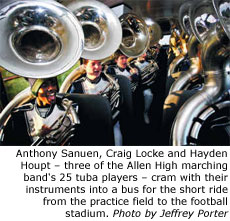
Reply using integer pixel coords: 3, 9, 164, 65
62, 0, 122, 60
172, 0, 230, 145
119, 13, 150, 58
169, 35, 202, 93
0, 0, 84, 78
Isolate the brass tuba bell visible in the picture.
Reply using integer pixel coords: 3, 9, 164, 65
0, 0, 84, 78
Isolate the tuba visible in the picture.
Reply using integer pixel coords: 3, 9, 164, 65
179, 1, 193, 37
0, 87, 79, 145
144, 18, 162, 48
168, 1, 193, 77
59, 0, 122, 60
169, 35, 202, 93
59, 6, 150, 92
168, 0, 203, 94
172, 0, 230, 145
0, 0, 84, 78
0, 0, 84, 143
119, 13, 150, 58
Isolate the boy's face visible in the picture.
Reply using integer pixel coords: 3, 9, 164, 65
85, 60, 102, 78
116, 55, 128, 69
37, 79, 58, 106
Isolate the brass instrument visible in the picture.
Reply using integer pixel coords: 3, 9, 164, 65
119, 13, 150, 58
172, 0, 230, 145
60, 0, 122, 60
144, 17, 162, 47
0, 0, 122, 139
0, 0, 84, 78
167, 1, 193, 78
168, 1, 203, 94
169, 36, 202, 93
0, 0, 84, 141
31, 98, 79, 146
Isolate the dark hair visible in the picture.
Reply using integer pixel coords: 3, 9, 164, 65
113, 49, 127, 60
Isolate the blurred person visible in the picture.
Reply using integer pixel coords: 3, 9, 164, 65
69, 59, 123, 146
106, 50, 146, 144
133, 51, 159, 124
106, 50, 140, 93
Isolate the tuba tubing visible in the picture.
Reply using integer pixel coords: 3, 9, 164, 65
172, 26, 230, 145
59, 65, 86, 93
168, 53, 186, 77
169, 35, 201, 93
189, 100, 230, 143
144, 18, 162, 47
167, 0, 192, 78
0, 87, 79, 144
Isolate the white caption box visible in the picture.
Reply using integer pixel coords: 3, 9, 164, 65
0, 146, 229, 221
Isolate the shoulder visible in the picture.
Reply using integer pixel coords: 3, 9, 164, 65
73, 75, 86, 84
68, 76, 86, 93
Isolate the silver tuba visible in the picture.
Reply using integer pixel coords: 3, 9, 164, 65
0, 86, 79, 145
172, 0, 230, 145
169, 0, 218, 93
0, 0, 84, 78
60, 0, 122, 60
143, 17, 162, 47
119, 13, 150, 58
169, 35, 201, 93
169, 0, 203, 94
179, 0, 193, 36
0, 0, 84, 143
